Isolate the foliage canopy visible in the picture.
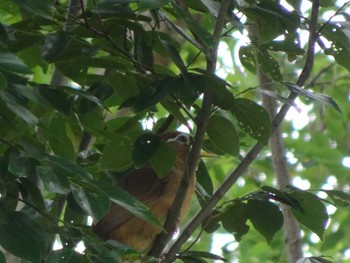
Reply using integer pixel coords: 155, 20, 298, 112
0, 0, 350, 262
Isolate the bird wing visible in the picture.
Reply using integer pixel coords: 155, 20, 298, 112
92, 166, 167, 238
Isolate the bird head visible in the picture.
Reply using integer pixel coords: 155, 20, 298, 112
160, 131, 192, 155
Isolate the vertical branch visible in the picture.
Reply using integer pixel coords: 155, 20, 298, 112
259, 70, 303, 262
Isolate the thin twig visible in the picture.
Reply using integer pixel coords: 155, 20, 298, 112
307, 63, 335, 87
317, 1, 350, 35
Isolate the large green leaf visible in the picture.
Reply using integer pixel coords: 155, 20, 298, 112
96, 181, 162, 228
283, 186, 329, 240
281, 82, 341, 112
0, 71, 6, 90
206, 115, 239, 156
41, 33, 98, 63
322, 21, 350, 72
196, 160, 213, 196
245, 1, 299, 44
0, 211, 46, 263
18, 177, 46, 212
132, 133, 161, 168
171, 2, 214, 48
100, 136, 133, 171
37, 85, 72, 116
221, 202, 250, 241
36, 165, 70, 194
179, 251, 227, 262
150, 141, 176, 178
239, 45, 256, 74
0, 90, 38, 127
71, 183, 110, 221
324, 190, 350, 207
0, 52, 32, 74
45, 155, 92, 180
107, 71, 139, 100
247, 199, 283, 244
0, 23, 8, 48
13, 0, 55, 19
48, 116, 76, 161
256, 49, 283, 82
0, 250, 5, 263
8, 152, 32, 177
231, 98, 271, 144
139, 0, 170, 10
47, 249, 87, 263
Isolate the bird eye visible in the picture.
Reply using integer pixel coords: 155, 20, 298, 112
175, 134, 190, 145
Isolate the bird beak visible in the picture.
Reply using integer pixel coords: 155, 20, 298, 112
200, 149, 217, 158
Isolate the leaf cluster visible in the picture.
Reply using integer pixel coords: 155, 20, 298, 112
0, 0, 349, 262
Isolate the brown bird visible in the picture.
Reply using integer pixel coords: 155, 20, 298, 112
93, 131, 195, 252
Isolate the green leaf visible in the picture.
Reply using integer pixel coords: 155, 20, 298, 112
100, 136, 133, 171
71, 183, 110, 221
324, 190, 350, 207
37, 85, 72, 116
161, 98, 189, 127
283, 186, 329, 240
36, 166, 70, 194
134, 31, 154, 70
180, 251, 227, 262
261, 40, 305, 57
256, 49, 283, 82
0, 71, 6, 90
247, 199, 283, 244
281, 82, 341, 112
197, 160, 213, 196
139, 0, 170, 10
0, 23, 8, 48
8, 152, 32, 177
19, 177, 46, 212
41, 33, 98, 63
245, 2, 299, 44
161, 40, 187, 75
171, 2, 214, 48
96, 181, 162, 228
296, 257, 333, 263
132, 133, 161, 168
107, 71, 139, 100
0, 211, 46, 263
221, 202, 250, 241
48, 116, 76, 161
0, 90, 38, 127
262, 185, 300, 209
231, 98, 271, 144
0, 250, 5, 263
0, 182, 19, 211
239, 45, 256, 74
203, 212, 221, 233
207, 115, 239, 156
0, 52, 32, 74
13, 0, 55, 19
322, 21, 350, 72
47, 249, 87, 263
45, 154, 92, 180
150, 141, 176, 178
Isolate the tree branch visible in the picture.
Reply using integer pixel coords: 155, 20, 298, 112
162, 1, 321, 261
259, 62, 303, 263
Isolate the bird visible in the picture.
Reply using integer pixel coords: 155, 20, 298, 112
92, 131, 195, 253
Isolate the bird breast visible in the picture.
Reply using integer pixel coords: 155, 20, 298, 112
104, 151, 196, 252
